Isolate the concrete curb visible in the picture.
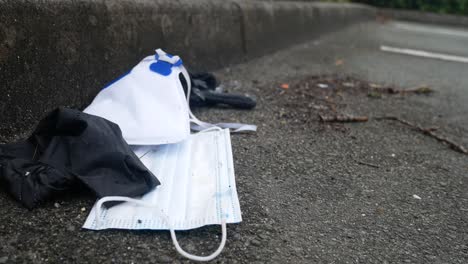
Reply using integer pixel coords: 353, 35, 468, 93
379, 8, 468, 28
0, 0, 375, 140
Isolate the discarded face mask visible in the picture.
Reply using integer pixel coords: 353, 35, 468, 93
83, 128, 242, 261
85, 49, 256, 146
84, 49, 191, 145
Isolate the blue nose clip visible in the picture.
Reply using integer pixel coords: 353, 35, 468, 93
150, 49, 183, 76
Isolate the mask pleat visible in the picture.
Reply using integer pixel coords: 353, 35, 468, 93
166, 140, 191, 229
158, 143, 180, 225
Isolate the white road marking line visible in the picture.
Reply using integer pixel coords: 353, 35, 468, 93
380, 45, 468, 64
393, 22, 468, 38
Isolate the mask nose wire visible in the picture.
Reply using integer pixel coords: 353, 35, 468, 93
94, 196, 228, 262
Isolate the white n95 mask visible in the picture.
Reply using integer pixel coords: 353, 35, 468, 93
83, 128, 242, 262
84, 49, 192, 145
85, 48, 256, 143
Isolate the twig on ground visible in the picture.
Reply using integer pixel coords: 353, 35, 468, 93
376, 116, 468, 155
405, 85, 434, 94
355, 160, 380, 168
319, 114, 368, 123
374, 85, 434, 95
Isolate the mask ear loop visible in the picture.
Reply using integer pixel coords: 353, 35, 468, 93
179, 67, 257, 132
198, 126, 223, 133
170, 219, 227, 262
180, 67, 212, 128
95, 196, 227, 262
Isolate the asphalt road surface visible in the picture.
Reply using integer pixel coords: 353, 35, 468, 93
1, 20, 468, 263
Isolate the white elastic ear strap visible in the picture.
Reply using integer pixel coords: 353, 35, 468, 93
180, 66, 212, 128
191, 122, 257, 133
198, 126, 223, 133
95, 196, 227, 262
180, 67, 213, 129
155, 49, 255, 132
155, 48, 166, 56
181, 67, 257, 132
156, 49, 182, 65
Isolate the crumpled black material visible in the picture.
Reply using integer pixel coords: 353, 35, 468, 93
181, 72, 257, 109
0, 108, 160, 209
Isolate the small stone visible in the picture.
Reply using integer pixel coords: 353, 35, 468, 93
136, 243, 149, 250
413, 194, 422, 200
81, 207, 86, 212
448, 233, 457, 239
376, 207, 385, 215
54, 203, 60, 208
439, 182, 448, 187
342, 82, 355, 88
447, 225, 457, 231
367, 91, 382, 98
159, 255, 173, 263
184, 242, 196, 252
293, 247, 302, 253
391, 153, 396, 157
251, 239, 261, 246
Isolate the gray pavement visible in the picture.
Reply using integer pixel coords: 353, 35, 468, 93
1, 20, 468, 263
